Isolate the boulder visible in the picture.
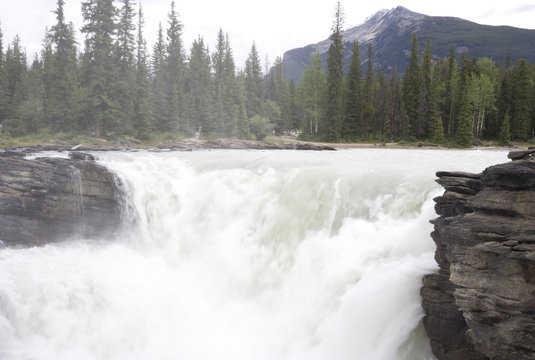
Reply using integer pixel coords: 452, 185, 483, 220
422, 153, 535, 360
0, 152, 122, 247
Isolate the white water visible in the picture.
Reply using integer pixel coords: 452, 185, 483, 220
0, 149, 507, 360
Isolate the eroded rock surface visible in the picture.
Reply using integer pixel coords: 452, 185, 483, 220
0, 152, 122, 247
422, 149, 535, 360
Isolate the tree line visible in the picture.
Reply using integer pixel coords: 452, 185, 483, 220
0, 0, 534, 146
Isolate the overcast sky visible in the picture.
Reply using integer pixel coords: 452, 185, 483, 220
1, 1, 534, 67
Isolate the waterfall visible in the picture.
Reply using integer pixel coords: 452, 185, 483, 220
0, 149, 507, 360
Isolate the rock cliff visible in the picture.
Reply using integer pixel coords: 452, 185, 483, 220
0, 152, 122, 247
422, 149, 535, 360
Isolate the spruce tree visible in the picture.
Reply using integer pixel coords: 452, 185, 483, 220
362, 43, 376, 139
222, 33, 237, 136
165, 1, 185, 133
0, 22, 8, 123
323, 1, 345, 142
212, 29, 226, 134
244, 42, 264, 118
343, 40, 362, 140
420, 39, 438, 138
443, 46, 458, 136
133, 3, 153, 140
185, 36, 212, 134
151, 23, 168, 131
455, 57, 474, 147
236, 71, 249, 138
403, 33, 422, 139
81, 0, 118, 137
46, 0, 78, 132
499, 111, 511, 145
4, 36, 27, 126
114, 0, 137, 134
511, 59, 532, 141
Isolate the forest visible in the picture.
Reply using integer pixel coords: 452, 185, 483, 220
0, 0, 534, 146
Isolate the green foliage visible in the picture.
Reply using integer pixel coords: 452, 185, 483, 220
499, 112, 511, 145
249, 115, 274, 141
343, 40, 363, 140
322, 2, 345, 142
403, 33, 422, 138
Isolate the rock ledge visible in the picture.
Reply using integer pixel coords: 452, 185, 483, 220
0, 152, 122, 247
422, 150, 535, 360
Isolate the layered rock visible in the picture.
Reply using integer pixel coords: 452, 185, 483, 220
422, 149, 535, 360
0, 152, 122, 247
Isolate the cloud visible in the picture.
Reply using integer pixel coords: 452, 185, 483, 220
505, 5, 535, 15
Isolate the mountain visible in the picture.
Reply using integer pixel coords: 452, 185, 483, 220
281, 6, 535, 82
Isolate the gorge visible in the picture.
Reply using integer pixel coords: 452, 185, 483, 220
0, 148, 532, 359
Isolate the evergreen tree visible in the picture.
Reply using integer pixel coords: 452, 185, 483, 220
17, 56, 45, 134
212, 29, 226, 134
81, 0, 118, 138
185, 36, 212, 134
323, 1, 345, 141
455, 56, 474, 147
420, 39, 438, 138
343, 40, 362, 140
442, 46, 458, 136
114, 0, 137, 134
46, 0, 78, 132
165, 1, 185, 133
499, 111, 511, 145
244, 42, 264, 118
222, 33, 237, 136
403, 33, 422, 139
151, 23, 168, 131
0, 23, 8, 123
4, 35, 27, 126
236, 71, 249, 138
510, 59, 532, 141
132, 3, 153, 140
390, 66, 404, 139
362, 43, 376, 139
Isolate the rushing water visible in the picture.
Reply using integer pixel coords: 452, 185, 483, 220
0, 149, 507, 360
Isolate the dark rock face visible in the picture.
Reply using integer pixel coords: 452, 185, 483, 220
422, 150, 535, 360
0, 153, 122, 247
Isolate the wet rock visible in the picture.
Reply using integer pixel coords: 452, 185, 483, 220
422, 152, 535, 360
0, 153, 122, 247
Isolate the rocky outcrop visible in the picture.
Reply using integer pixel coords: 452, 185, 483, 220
422, 149, 535, 360
0, 152, 122, 247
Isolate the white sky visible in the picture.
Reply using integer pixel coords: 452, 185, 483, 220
1, 1, 534, 68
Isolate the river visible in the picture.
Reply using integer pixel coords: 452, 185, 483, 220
0, 149, 508, 360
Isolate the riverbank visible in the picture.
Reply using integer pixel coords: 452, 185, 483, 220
0, 134, 529, 153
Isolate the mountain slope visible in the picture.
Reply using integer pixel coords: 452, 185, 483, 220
282, 6, 535, 82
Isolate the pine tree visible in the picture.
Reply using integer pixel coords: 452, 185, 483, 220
343, 40, 362, 140
403, 33, 422, 139
244, 42, 264, 118
185, 36, 212, 134
323, 1, 345, 142
222, 33, 237, 136
236, 71, 249, 138
362, 43, 376, 139
81, 0, 118, 138
132, 3, 153, 140
0, 22, 8, 123
4, 35, 27, 127
442, 46, 458, 136
46, 0, 78, 132
499, 111, 511, 145
420, 39, 438, 138
114, 0, 137, 134
511, 59, 532, 141
212, 29, 226, 134
455, 56, 474, 147
151, 23, 168, 131
165, 1, 185, 133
